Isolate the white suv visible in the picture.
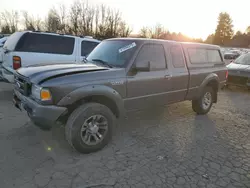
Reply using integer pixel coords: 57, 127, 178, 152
2, 31, 100, 83
0, 36, 9, 79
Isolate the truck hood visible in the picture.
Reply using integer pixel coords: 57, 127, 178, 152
16, 63, 109, 84
227, 62, 250, 71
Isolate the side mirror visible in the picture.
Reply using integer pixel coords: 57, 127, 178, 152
0, 43, 3, 48
135, 61, 152, 72
81, 56, 87, 62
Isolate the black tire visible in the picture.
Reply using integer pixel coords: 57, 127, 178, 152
192, 86, 214, 115
65, 102, 115, 154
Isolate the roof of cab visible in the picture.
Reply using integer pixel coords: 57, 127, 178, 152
106, 37, 220, 49
181, 42, 220, 49
106, 37, 176, 43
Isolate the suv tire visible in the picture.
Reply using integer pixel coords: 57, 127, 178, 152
192, 86, 214, 115
65, 102, 115, 153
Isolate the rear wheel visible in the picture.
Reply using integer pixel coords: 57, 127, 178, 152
65, 102, 115, 153
192, 86, 214, 115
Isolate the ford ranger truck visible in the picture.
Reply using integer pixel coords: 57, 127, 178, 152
13, 38, 227, 153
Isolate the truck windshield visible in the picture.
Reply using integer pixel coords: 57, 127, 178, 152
87, 40, 138, 67
234, 53, 250, 65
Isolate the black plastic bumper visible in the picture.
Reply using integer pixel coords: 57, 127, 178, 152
13, 89, 67, 129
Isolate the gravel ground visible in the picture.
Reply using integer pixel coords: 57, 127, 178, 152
0, 82, 250, 188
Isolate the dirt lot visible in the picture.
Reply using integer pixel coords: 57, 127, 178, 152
0, 82, 250, 188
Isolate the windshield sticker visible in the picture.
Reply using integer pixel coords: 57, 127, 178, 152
118, 42, 136, 53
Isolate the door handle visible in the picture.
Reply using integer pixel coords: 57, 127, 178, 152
165, 75, 172, 80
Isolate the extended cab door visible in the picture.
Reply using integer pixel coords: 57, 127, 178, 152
167, 44, 189, 102
125, 43, 172, 111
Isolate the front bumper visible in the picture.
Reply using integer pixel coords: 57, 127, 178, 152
13, 89, 67, 129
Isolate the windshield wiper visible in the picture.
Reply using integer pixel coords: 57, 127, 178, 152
91, 59, 113, 68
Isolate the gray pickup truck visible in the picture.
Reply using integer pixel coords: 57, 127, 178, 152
13, 38, 227, 153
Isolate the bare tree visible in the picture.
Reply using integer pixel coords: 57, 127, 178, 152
96, 4, 108, 38
139, 27, 149, 38
22, 11, 43, 31
148, 24, 166, 39
94, 6, 100, 36
57, 3, 67, 33
1, 10, 19, 33
45, 8, 60, 32
117, 21, 131, 37
69, 1, 81, 35
78, 1, 95, 35
0, 0, 132, 38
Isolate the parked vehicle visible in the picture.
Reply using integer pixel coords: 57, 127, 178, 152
13, 38, 227, 153
224, 52, 240, 65
226, 53, 250, 89
0, 37, 8, 80
1, 31, 100, 83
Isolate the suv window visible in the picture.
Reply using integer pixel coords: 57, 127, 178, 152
15, 33, 75, 55
170, 46, 185, 68
135, 43, 166, 70
207, 49, 222, 63
3, 32, 23, 51
188, 48, 207, 64
81, 41, 99, 56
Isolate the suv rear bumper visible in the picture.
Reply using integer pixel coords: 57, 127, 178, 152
13, 89, 67, 129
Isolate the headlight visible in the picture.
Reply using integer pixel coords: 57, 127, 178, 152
31, 85, 52, 101
31, 85, 41, 99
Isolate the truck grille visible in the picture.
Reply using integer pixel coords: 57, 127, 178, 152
14, 74, 31, 96
227, 75, 248, 85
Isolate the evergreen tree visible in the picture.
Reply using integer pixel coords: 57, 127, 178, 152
213, 12, 234, 45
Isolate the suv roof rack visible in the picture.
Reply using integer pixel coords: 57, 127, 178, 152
79, 35, 94, 39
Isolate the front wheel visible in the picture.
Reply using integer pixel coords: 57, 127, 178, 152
192, 86, 214, 115
65, 102, 115, 153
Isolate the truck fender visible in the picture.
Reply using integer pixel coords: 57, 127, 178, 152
197, 73, 219, 102
57, 85, 125, 118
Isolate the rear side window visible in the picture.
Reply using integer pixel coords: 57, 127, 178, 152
207, 50, 222, 63
170, 46, 185, 68
3, 32, 23, 51
224, 54, 232, 60
135, 43, 166, 70
81, 41, 99, 56
188, 48, 207, 64
15, 33, 75, 55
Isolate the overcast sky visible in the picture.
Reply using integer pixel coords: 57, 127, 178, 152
1, 0, 249, 39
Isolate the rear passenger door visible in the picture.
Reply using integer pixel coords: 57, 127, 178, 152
13, 33, 77, 67
168, 44, 189, 101
125, 43, 172, 111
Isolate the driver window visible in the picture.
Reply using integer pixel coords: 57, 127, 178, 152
135, 43, 167, 70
